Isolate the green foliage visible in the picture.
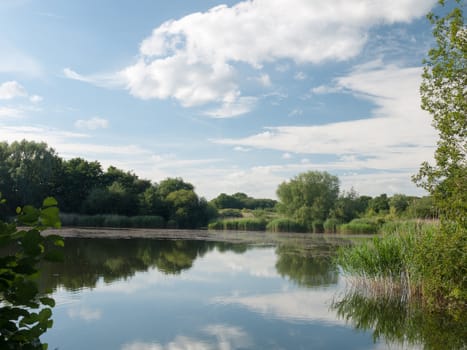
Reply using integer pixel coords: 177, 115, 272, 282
208, 218, 267, 231
266, 218, 307, 233
413, 0, 467, 225
0, 197, 63, 349
218, 208, 243, 218
339, 218, 380, 234
0, 141, 62, 212
210, 192, 276, 210
331, 188, 369, 223
405, 196, 438, 219
276, 171, 339, 230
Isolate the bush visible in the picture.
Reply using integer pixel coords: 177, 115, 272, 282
266, 218, 307, 233
339, 218, 379, 234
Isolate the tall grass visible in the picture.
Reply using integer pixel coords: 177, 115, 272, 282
208, 218, 267, 231
266, 218, 306, 233
60, 213, 165, 228
336, 221, 466, 312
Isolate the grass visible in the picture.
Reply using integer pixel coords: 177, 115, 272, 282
266, 218, 306, 233
336, 221, 466, 313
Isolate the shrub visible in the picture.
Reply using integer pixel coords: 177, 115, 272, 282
218, 208, 243, 218
339, 218, 379, 234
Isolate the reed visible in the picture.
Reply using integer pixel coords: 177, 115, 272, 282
266, 218, 307, 233
207, 218, 267, 231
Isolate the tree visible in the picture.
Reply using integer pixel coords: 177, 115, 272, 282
389, 194, 410, 215
0, 197, 63, 349
276, 171, 339, 230
413, 0, 466, 226
59, 158, 104, 213
0, 141, 62, 212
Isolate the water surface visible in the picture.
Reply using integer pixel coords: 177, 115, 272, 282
40, 232, 462, 349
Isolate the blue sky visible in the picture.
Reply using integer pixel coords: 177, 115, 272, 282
0, 0, 440, 199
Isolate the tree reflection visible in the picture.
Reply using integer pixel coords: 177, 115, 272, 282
333, 292, 466, 350
275, 243, 339, 287
39, 238, 248, 292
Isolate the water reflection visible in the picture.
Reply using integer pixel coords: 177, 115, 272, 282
39, 239, 248, 292
333, 292, 467, 350
39, 236, 464, 349
39, 236, 340, 293
275, 244, 338, 287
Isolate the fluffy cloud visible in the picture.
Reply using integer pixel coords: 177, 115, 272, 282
74, 117, 109, 130
0, 81, 27, 100
70, 0, 435, 117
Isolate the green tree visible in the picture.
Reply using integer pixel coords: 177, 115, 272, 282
0, 141, 62, 212
413, 0, 466, 225
276, 171, 339, 230
389, 194, 410, 216
0, 197, 63, 349
59, 158, 104, 213
157, 178, 194, 199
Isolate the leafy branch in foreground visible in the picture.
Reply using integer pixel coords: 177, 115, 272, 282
0, 196, 63, 349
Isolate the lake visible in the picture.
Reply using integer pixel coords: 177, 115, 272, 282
40, 230, 464, 349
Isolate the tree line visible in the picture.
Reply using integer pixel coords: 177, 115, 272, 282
0, 140, 437, 230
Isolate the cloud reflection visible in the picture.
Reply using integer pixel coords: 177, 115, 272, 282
121, 324, 250, 350
214, 289, 345, 326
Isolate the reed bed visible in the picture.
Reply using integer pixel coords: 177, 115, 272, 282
60, 213, 166, 228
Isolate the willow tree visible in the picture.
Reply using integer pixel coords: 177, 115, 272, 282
413, 0, 466, 226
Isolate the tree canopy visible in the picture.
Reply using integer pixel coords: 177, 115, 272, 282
414, 0, 466, 226
276, 171, 339, 230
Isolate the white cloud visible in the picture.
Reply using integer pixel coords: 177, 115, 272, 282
204, 96, 257, 118
74, 117, 109, 130
282, 153, 292, 159
29, 95, 43, 103
311, 85, 343, 94
0, 81, 27, 99
0, 106, 24, 119
234, 146, 250, 152
213, 62, 436, 168
63, 68, 124, 88
67, 0, 435, 116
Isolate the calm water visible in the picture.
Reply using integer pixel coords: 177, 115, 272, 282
39, 233, 464, 350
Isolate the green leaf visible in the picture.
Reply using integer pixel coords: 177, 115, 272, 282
42, 197, 58, 208
40, 207, 61, 228
40, 297, 55, 307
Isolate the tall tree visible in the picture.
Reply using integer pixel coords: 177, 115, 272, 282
276, 171, 339, 229
413, 0, 466, 226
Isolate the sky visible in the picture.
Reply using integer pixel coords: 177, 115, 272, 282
0, 0, 441, 199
